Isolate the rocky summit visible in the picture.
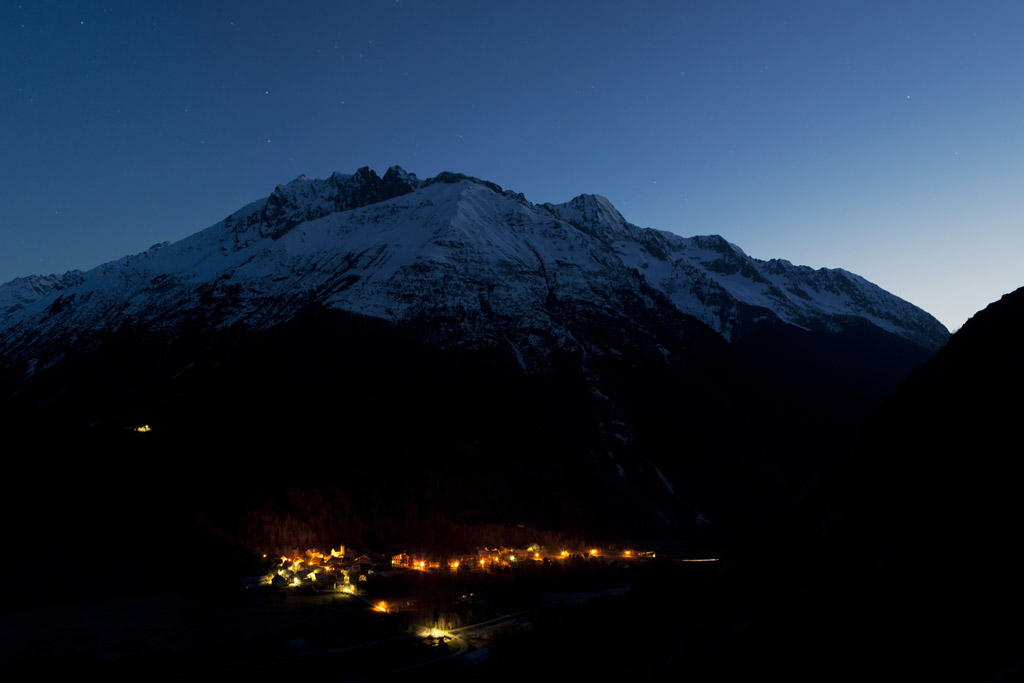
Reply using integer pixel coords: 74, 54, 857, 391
0, 165, 946, 372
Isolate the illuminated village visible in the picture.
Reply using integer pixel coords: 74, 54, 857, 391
254, 543, 667, 595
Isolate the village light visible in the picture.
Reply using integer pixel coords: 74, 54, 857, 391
419, 626, 451, 639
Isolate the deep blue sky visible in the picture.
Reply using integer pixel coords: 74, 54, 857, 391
2, 1, 1022, 330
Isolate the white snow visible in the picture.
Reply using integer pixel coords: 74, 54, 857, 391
648, 460, 676, 496
0, 167, 948, 361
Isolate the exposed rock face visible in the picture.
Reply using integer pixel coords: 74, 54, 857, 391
257, 165, 422, 240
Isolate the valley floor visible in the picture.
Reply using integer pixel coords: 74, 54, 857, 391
1, 556, 718, 681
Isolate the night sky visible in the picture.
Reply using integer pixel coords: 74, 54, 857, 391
2, 1, 1022, 331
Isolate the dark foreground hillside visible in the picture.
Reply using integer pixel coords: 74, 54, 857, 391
674, 286, 1024, 680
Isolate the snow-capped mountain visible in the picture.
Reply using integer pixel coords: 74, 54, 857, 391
0, 166, 947, 369
0, 166, 955, 547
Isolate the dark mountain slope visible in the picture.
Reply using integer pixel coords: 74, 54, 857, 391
683, 286, 1024, 680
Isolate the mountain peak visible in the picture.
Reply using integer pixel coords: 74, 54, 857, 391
350, 165, 379, 183
382, 165, 420, 187
544, 193, 629, 236
258, 165, 420, 240
425, 171, 505, 195
0, 165, 950, 368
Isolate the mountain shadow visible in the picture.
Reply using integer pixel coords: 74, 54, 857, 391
679, 286, 1024, 680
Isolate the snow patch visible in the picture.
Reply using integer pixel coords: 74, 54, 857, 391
648, 460, 675, 495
